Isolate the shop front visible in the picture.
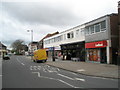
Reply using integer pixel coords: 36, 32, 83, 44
47, 46, 61, 60
85, 40, 108, 63
60, 41, 85, 61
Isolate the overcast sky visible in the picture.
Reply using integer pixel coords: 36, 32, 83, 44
0, 0, 119, 49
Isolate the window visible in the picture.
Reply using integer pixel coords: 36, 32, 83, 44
90, 26, 94, 34
50, 39, 52, 43
58, 35, 63, 41
48, 40, 50, 44
61, 35, 63, 40
55, 37, 58, 42
64, 34, 66, 40
85, 20, 106, 35
85, 27, 89, 35
76, 29, 79, 35
52, 38, 55, 43
81, 28, 85, 35
95, 24, 100, 33
71, 32, 74, 38
101, 20, 106, 31
67, 33, 70, 38
67, 32, 74, 39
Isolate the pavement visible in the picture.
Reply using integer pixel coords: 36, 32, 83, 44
26, 56, 119, 79
45, 58, 119, 79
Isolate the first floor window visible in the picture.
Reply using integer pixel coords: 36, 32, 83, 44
95, 24, 100, 33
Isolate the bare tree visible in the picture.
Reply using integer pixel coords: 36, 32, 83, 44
11, 39, 25, 54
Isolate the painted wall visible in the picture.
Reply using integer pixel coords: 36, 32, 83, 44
44, 24, 85, 48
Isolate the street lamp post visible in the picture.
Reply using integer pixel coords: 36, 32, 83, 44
27, 30, 33, 60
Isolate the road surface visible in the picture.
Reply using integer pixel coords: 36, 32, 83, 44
2, 55, 118, 88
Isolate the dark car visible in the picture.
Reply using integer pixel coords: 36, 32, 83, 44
3, 55, 10, 60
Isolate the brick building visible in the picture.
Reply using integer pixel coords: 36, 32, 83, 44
38, 31, 59, 49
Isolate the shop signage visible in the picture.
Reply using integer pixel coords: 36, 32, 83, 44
95, 43, 103, 47
85, 40, 107, 48
48, 46, 61, 51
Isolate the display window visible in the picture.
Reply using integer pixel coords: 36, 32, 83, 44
88, 49, 100, 62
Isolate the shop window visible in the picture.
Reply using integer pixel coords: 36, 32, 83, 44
95, 24, 100, 33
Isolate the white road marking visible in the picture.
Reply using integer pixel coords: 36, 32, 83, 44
68, 72, 78, 76
86, 76, 117, 81
21, 63, 25, 66
33, 66, 37, 70
44, 67, 57, 73
30, 66, 41, 71
30, 66, 33, 70
45, 65, 50, 67
17, 58, 25, 66
75, 78, 85, 82
77, 69, 85, 72
57, 68, 60, 71
40, 76, 81, 88
57, 73, 74, 80
38, 66, 41, 70
32, 72, 41, 77
58, 79, 79, 88
57, 73, 85, 82
43, 68, 47, 72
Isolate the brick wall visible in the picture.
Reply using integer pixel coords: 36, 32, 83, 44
110, 14, 119, 49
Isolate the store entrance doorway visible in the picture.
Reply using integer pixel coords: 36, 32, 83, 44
100, 48, 107, 63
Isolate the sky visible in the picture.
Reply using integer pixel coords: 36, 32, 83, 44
0, 0, 119, 49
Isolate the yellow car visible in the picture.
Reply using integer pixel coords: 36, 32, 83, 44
33, 49, 47, 63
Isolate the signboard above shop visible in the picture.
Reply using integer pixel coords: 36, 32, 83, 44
85, 40, 107, 48
47, 46, 61, 51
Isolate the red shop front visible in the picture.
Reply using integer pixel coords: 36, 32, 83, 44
85, 40, 107, 63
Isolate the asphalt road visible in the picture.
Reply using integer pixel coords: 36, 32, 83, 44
2, 55, 118, 88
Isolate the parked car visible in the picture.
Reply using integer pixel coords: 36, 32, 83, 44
3, 55, 10, 60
